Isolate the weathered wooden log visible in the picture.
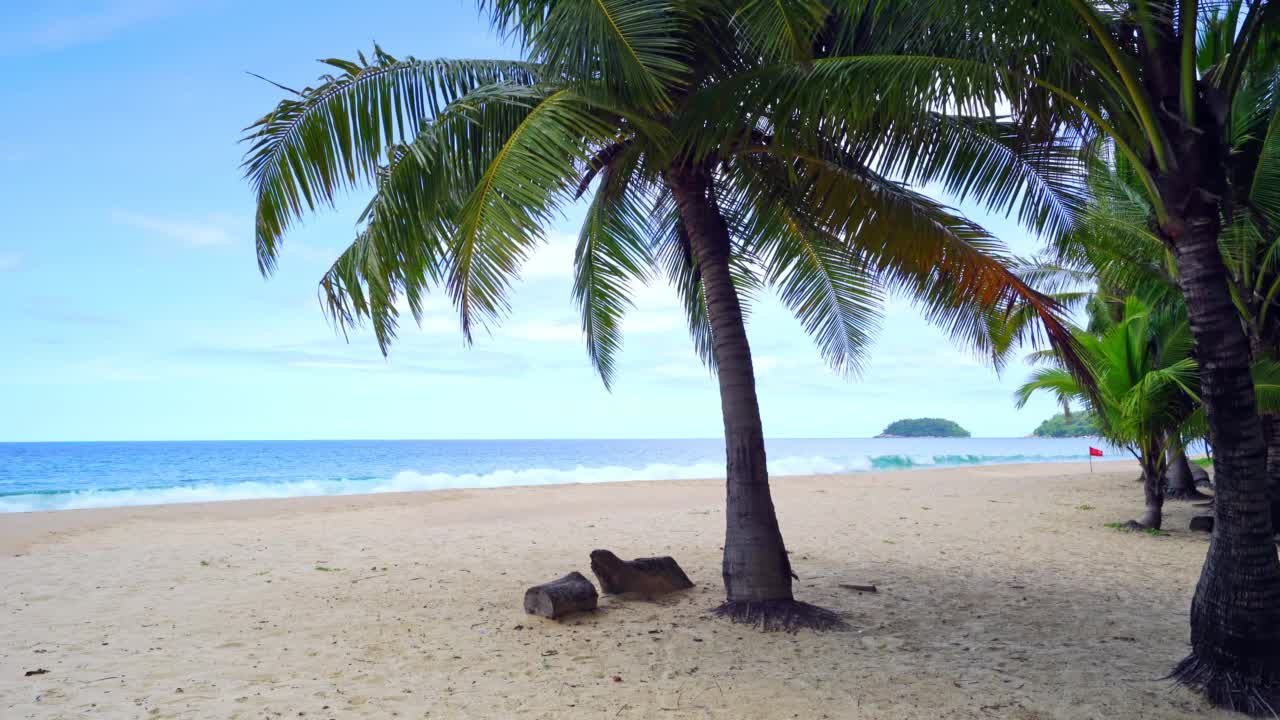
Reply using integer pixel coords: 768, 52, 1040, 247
523, 572, 598, 619
839, 583, 878, 593
1190, 515, 1215, 533
589, 550, 694, 597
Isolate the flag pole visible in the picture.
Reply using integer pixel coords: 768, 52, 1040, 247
1089, 450, 1093, 473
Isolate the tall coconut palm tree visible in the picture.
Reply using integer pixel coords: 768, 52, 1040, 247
240, 1, 1081, 630
1017, 296, 1199, 530
716, 0, 1279, 705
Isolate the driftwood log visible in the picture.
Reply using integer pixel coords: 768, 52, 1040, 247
590, 550, 694, 597
839, 583, 878, 593
523, 572, 598, 619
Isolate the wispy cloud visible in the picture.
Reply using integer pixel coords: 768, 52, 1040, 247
111, 210, 238, 248
0, 253, 21, 272
520, 234, 576, 278
184, 342, 532, 377
651, 361, 710, 380
23, 296, 125, 328
505, 319, 582, 342
2, 1, 175, 57
622, 310, 679, 334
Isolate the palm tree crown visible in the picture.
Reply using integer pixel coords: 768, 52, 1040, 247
242, 1, 1078, 384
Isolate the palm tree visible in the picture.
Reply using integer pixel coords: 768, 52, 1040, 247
1017, 297, 1199, 530
240, 1, 1080, 630
723, 0, 1279, 706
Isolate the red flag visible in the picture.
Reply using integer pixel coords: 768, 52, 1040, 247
1089, 447, 1104, 457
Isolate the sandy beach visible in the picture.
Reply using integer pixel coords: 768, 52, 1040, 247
0, 461, 1234, 719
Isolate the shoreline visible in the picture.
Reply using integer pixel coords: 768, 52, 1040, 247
0, 453, 1129, 517
0, 460, 1132, 548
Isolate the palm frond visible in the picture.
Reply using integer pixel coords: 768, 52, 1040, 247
448, 89, 627, 339
242, 52, 537, 273
731, 0, 828, 62
480, 0, 689, 110
574, 154, 656, 388
872, 114, 1091, 241
1015, 367, 1084, 410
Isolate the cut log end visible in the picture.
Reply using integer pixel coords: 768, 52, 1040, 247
523, 572, 598, 620
590, 550, 694, 597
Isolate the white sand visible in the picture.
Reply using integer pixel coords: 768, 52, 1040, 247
0, 462, 1234, 718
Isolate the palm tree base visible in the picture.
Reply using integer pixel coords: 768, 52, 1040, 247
1116, 519, 1160, 532
1171, 653, 1280, 717
1166, 487, 1212, 501
712, 599, 847, 632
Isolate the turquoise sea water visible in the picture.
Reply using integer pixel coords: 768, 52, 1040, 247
0, 437, 1123, 513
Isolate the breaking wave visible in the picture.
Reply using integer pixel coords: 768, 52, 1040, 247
0, 451, 1103, 513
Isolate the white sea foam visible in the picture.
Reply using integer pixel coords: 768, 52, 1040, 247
0, 452, 1104, 513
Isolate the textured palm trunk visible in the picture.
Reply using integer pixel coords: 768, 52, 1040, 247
1167, 208, 1280, 712
1138, 454, 1165, 530
1165, 438, 1206, 501
1264, 415, 1280, 534
669, 168, 841, 631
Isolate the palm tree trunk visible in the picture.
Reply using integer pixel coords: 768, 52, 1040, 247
1165, 438, 1206, 501
668, 167, 841, 631
1167, 209, 1280, 712
1264, 414, 1280, 535
1139, 456, 1165, 530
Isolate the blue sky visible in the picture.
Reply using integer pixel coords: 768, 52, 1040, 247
1, 0, 1067, 441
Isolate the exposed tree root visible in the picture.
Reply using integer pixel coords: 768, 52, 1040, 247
712, 600, 848, 632
1171, 653, 1280, 717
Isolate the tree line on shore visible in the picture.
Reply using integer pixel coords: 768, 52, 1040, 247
241, 1, 1280, 714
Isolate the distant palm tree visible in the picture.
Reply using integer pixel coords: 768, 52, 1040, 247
241, 1, 1078, 629
1017, 297, 1199, 530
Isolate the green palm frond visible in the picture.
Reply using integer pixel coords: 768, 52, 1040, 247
314, 81, 578, 349
480, 0, 689, 110
653, 190, 714, 370
1015, 367, 1084, 411
574, 155, 656, 389
872, 114, 1090, 241
448, 89, 626, 339
1248, 90, 1280, 230
731, 0, 828, 62
721, 154, 883, 376
754, 212, 883, 377
241, 52, 538, 273
766, 146, 1083, 376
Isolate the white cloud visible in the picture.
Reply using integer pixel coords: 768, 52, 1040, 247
629, 279, 680, 308
112, 210, 237, 248
652, 361, 710, 379
2, 0, 175, 57
290, 360, 387, 372
0, 253, 21, 272
521, 234, 576, 278
505, 319, 582, 342
622, 310, 680, 334
753, 355, 780, 374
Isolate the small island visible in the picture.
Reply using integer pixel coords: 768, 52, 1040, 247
1032, 412, 1100, 438
877, 418, 971, 438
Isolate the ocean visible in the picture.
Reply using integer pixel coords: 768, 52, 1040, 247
0, 437, 1121, 513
